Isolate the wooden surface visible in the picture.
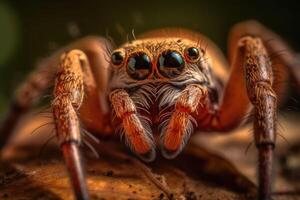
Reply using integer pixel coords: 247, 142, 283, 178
0, 112, 300, 200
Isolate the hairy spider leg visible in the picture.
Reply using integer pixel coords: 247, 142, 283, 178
0, 37, 115, 200
195, 21, 300, 200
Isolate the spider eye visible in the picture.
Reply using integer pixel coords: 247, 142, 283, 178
185, 47, 200, 62
157, 50, 185, 78
127, 52, 152, 80
111, 51, 125, 66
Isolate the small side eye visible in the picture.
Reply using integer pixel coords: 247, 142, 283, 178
111, 51, 125, 66
157, 50, 185, 78
185, 47, 200, 62
127, 52, 152, 80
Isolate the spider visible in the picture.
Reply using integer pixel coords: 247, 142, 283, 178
0, 20, 299, 200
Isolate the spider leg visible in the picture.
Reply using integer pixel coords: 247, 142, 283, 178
194, 21, 300, 200
0, 36, 112, 150
52, 38, 113, 200
197, 37, 276, 200
0, 36, 113, 199
241, 37, 277, 200
0, 59, 55, 149
229, 20, 300, 97
52, 50, 95, 200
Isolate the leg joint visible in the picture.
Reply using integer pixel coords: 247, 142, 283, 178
248, 81, 277, 104
256, 141, 275, 149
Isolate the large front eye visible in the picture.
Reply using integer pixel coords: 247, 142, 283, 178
127, 52, 152, 80
157, 50, 185, 78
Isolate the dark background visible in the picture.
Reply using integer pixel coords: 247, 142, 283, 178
0, 0, 300, 113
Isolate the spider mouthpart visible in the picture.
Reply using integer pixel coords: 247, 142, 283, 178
185, 47, 200, 62
126, 52, 152, 80
157, 50, 185, 78
111, 51, 125, 66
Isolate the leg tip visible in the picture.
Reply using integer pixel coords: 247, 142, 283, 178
160, 146, 182, 159
137, 148, 156, 162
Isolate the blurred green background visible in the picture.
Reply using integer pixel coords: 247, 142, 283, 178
0, 0, 300, 113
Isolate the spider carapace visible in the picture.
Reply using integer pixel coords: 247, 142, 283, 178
1, 21, 300, 200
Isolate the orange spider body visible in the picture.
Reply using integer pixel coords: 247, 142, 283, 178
1, 21, 299, 200
76, 29, 231, 161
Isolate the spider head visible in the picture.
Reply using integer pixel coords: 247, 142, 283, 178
109, 38, 212, 90
108, 38, 218, 161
